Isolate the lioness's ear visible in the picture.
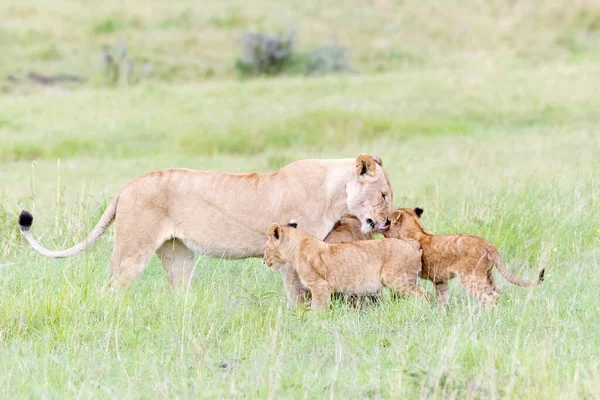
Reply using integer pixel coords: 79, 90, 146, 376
391, 210, 402, 223
371, 154, 382, 167
266, 223, 283, 241
414, 207, 424, 218
355, 154, 377, 178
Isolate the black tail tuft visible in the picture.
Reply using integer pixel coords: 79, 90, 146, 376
19, 210, 33, 230
538, 268, 545, 283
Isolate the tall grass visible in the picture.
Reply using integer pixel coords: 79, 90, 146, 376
1, 100, 598, 397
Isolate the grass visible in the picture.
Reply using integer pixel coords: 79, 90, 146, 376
1, 0, 600, 398
1, 72, 599, 397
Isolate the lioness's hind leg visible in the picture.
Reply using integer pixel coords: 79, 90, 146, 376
156, 239, 196, 289
109, 244, 156, 288
108, 219, 164, 288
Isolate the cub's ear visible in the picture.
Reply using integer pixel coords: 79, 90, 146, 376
266, 223, 283, 241
371, 154, 383, 167
355, 154, 377, 178
414, 207, 424, 218
287, 219, 298, 229
390, 210, 402, 223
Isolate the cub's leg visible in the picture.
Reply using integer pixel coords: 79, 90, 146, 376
459, 274, 498, 311
487, 268, 500, 294
486, 284, 500, 308
309, 281, 333, 311
156, 238, 196, 289
434, 281, 450, 307
279, 263, 310, 309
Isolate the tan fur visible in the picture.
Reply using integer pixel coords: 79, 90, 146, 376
324, 214, 377, 307
324, 214, 373, 244
383, 208, 545, 310
19, 155, 394, 289
263, 223, 426, 310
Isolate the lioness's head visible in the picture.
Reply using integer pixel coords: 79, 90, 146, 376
263, 221, 298, 270
383, 207, 426, 240
347, 154, 394, 234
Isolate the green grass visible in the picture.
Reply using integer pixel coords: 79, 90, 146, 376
1, 0, 600, 398
1, 69, 599, 397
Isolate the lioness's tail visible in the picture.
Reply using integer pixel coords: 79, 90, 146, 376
488, 249, 545, 288
18, 195, 119, 259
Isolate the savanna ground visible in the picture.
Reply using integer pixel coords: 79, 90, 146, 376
1, 0, 600, 398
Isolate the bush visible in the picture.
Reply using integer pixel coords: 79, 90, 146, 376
102, 44, 153, 86
235, 31, 353, 77
306, 46, 353, 75
235, 32, 296, 76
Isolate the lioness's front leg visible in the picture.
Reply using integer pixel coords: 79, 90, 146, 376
279, 263, 309, 309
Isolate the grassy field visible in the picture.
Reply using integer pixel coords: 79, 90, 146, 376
1, 1, 600, 399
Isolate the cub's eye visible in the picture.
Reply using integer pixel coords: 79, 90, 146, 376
382, 193, 387, 200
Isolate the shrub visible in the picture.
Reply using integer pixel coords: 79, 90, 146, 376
235, 31, 353, 77
235, 31, 297, 76
306, 46, 353, 75
102, 44, 153, 86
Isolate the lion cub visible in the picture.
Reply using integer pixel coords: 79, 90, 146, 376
324, 214, 374, 244
324, 214, 378, 306
383, 207, 545, 310
263, 222, 425, 310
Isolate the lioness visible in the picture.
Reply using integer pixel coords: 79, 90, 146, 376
263, 222, 425, 310
383, 207, 545, 310
18, 155, 394, 289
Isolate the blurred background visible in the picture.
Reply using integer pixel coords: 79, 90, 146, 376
1, 0, 599, 164
2, 0, 600, 86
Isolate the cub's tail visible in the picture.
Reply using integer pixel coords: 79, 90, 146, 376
488, 248, 545, 288
18, 195, 119, 259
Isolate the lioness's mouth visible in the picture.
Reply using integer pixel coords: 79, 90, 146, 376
367, 217, 391, 231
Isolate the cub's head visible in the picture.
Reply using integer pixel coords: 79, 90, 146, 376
263, 221, 298, 270
383, 207, 426, 240
346, 154, 394, 234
